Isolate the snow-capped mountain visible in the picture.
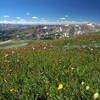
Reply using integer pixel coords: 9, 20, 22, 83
0, 22, 100, 41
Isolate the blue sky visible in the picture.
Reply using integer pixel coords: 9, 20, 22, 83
0, 0, 100, 24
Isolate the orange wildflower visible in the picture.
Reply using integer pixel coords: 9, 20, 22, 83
10, 88, 18, 93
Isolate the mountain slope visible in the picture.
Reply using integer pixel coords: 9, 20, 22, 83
0, 31, 100, 99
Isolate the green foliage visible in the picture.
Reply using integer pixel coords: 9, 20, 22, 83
0, 32, 100, 100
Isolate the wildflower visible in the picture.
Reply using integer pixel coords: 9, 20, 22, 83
46, 92, 51, 98
12, 51, 15, 54
10, 88, 18, 93
81, 81, 85, 85
46, 92, 49, 96
72, 67, 75, 72
17, 60, 20, 62
93, 92, 99, 100
72, 67, 75, 70
32, 47, 35, 50
57, 84, 63, 90
4, 79, 7, 83
86, 86, 90, 90
5, 54, 8, 58
91, 48, 93, 51
44, 47, 46, 49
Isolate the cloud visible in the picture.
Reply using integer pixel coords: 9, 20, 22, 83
20, 19, 25, 22
26, 12, 30, 16
32, 16, 38, 19
59, 17, 66, 20
16, 17, 21, 19
3, 16, 10, 18
0, 20, 88, 25
40, 19, 48, 22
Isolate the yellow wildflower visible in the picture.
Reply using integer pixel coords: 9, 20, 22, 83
93, 92, 99, 100
86, 86, 90, 90
57, 84, 63, 90
81, 81, 85, 85
72, 67, 75, 72
10, 88, 18, 93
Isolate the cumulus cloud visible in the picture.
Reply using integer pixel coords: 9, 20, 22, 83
16, 17, 21, 19
59, 17, 66, 20
3, 16, 10, 18
32, 16, 38, 19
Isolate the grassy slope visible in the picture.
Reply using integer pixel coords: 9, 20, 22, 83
0, 32, 100, 100
0, 40, 47, 49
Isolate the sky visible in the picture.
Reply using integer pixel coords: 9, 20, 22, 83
0, 0, 100, 24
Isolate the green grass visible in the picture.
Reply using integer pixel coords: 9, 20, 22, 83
0, 32, 100, 100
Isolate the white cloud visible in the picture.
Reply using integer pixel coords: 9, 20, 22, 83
26, 12, 30, 16
16, 17, 21, 19
0, 20, 88, 25
3, 16, 10, 18
20, 19, 25, 21
40, 19, 48, 22
59, 17, 66, 20
32, 16, 38, 19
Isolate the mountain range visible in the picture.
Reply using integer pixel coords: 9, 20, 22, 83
0, 23, 100, 41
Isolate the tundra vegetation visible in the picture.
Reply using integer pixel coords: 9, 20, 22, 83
0, 32, 100, 100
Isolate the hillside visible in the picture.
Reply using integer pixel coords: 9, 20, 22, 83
0, 32, 100, 100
